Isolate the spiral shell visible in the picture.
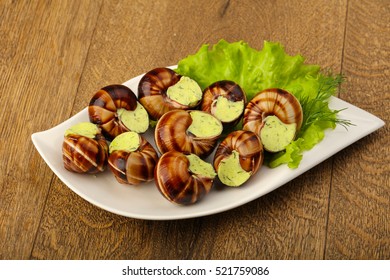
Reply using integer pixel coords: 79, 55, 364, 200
243, 88, 303, 135
201, 80, 246, 127
88, 84, 141, 140
214, 130, 263, 187
155, 151, 214, 205
154, 109, 222, 158
62, 133, 108, 174
138, 67, 200, 120
108, 135, 158, 185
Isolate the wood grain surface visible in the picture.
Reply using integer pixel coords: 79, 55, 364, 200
0, 0, 388, 260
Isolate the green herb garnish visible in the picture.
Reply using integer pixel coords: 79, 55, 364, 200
296, 72, 353, 136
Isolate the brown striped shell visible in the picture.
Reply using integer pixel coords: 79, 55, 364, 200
88, 84, 140, 140
138, 67, 199, 120
155, 151, 214, 205
201, 80, 246, 128
62, 132, 108, 174
154, 109, 222, 158
243, 88, 303, 135
213, 130, 264, 185
108, 135, 158, 185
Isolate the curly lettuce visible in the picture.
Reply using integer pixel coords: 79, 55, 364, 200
176, 39, 350, 168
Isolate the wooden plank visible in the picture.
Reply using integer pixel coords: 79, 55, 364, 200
31, 0, 347, 259
0, 0, 102, 259
325, 0, 390, 259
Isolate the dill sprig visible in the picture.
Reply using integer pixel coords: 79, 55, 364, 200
297, 71, 354, 137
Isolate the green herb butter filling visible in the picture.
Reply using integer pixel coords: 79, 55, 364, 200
109, 131, 140, 153
65, 122, 100, 139
186, 154, 216, 179
212, 96, 244, 122
217, 150, 251, 187
166, 76, 203, 106
187, 111, 223, 138
117, 102, 149, 133
260, 115, 297, 152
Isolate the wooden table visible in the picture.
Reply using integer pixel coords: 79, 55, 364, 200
1, 0, 388, 260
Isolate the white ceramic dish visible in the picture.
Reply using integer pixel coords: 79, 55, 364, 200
31, 70, 385, 220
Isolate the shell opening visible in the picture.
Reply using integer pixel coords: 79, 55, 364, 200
186, 154, 216, 179
109, 131, 141, 153
217, 150, 251, 187
260, 115, 297, 152
187, 111, 223, 138
64, 122, 99, 139
211, 96, 244, 123
166, 76, 203, 107
117, 102, 149, 134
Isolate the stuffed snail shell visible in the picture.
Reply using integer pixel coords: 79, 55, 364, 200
201, 80, 246, 128
154, 109, 223, 158
138, 67, 203, 120
88, 84, 149, 140
62, 122, 108, 174
108, 131, 159, 185
243, 88, 303, 152
155, 150, 216, 205
213, 130, 263, 187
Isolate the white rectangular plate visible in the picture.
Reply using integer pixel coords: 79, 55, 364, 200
31, 70, 385, 220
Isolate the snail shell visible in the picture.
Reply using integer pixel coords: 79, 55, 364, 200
201, 80, 246, 128
243, 88, 303, 135
88, 84, 145, 140
138, 67, 201, 120
154, 109, 223, 158
62, 132, 108, 174
155, 151, 214, 205
213, 130, 263, 187
108, 135, 158, 185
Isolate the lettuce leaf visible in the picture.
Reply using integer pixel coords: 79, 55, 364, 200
176, 39, 349, 168
177, 40, 321, 101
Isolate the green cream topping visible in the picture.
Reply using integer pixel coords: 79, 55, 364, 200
260, 115, 297, 152
166, 76, 203, 106
217, 150, 251, 187
213, 96, 244, 122
117, 102, 149, 133
187, 111, 223, 138
65, 122, 99, 138
186, 154, 216, 179
109, 131, 140, 153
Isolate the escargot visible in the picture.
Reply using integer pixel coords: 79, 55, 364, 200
155, 150, 216, 205
213, 130, 263, 187
154, 109, 223, 158
88, 84, 149, 140
243, 88, 303, 152
62, 122, 109, 174
138, 67, 203, 120
108, 131, 159, 185
201, 80, 246, 128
